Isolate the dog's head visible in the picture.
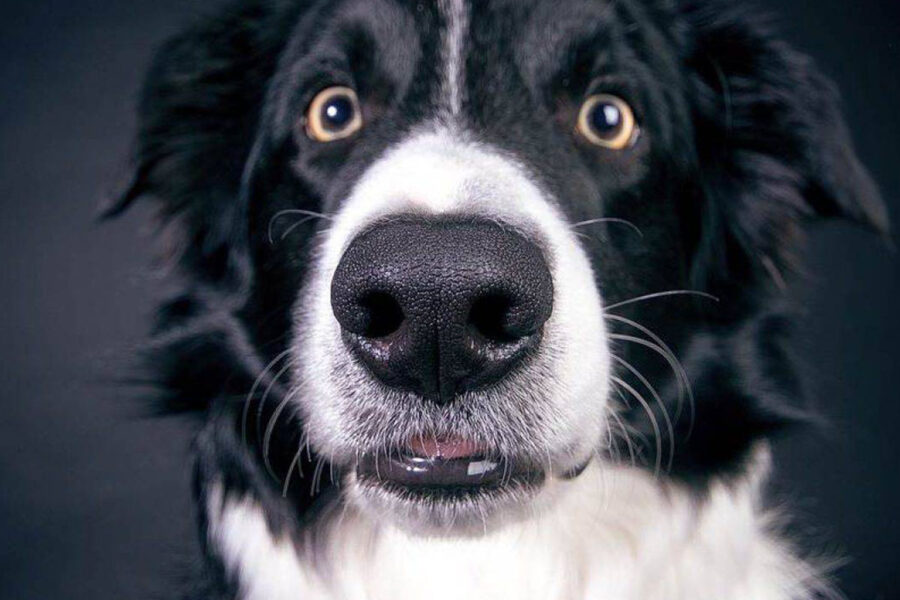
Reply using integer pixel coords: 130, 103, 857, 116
111, 0, 887, 535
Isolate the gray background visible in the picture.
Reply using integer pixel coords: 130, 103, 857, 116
0, 1, 897, 598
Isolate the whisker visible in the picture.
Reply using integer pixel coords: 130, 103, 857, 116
333, 492, 353, 535
328, 449, 337, 486
610, 375, 662, 478
609, 331, 695, 433
280, 216, 327, 243
263, 387, 299, 478
608, 408, 637, 468
241, 349, 291, 447
305, 435, 314, 467
311, 456, 327, 496
282, 441, 305, 498
601, 419, 623, 476
604, 290, 719, 313
611, 355, 675, 473
611, 386, 653, 451
606, 314, 695, 428
267, 209, 333, 245
612, 384, 631, 409
501, 453, 512, 487
255, 360, 293, 451
571, 217, 644, 239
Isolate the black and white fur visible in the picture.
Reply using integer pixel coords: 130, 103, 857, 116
108, 0, 888, 598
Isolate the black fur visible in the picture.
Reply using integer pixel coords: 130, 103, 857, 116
109, 0, 887, 596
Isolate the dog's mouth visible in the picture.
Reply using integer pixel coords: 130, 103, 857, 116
355, 436, 545, 492
348, 434, 594, 534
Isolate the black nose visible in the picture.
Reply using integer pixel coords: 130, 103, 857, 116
331, 218, 554, 403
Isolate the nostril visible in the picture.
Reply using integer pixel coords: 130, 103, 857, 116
468, 293, 523, 344
359, 291, 404, 338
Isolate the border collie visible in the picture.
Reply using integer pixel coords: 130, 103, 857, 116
107, 0, 889, 598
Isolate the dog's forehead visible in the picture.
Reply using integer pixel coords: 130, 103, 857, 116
264, 0, 686, 217
281, 0, 666, 90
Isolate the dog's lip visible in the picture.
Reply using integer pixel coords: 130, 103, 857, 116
406, 435, 483, 460
356, 453, 543, 489
355, 436, 543, 489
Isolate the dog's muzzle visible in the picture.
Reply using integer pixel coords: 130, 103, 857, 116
296, 134, 609, 531
330, 217, 554, 404
330, 216, 554, 494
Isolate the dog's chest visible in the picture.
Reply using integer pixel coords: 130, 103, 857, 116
322, 527, 589, 600
208, 461, 820, 600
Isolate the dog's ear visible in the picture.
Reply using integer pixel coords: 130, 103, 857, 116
102, 0, 300, 283
680, 1, 889, 289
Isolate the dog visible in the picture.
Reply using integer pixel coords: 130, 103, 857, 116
107, 0, 889, 598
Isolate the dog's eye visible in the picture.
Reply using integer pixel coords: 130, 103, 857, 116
576, 94, 639, 150
305, 86, 363, 142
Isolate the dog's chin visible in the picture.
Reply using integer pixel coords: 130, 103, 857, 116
343, 447, 591, 537
347, 468, 545, 537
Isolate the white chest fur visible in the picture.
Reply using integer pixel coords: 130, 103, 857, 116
206, 455, 829, 600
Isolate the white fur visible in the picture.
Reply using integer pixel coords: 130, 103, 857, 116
438, 0, 468, 118
207, 446, 830, 600
207, 485, 311, 600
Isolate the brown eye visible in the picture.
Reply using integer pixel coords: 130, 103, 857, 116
305, 86, 363, 142
576, 94, 639, 149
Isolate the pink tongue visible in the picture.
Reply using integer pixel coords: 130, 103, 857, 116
408, 436, 482, 459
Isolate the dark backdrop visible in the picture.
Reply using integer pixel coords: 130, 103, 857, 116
0, 1, 897, 598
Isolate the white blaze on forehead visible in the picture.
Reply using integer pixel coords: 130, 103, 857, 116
438, 0, 469, 118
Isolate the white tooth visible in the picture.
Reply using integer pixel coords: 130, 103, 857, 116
466, 460, 498, 476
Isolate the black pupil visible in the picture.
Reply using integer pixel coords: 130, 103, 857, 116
590, 102, 622, 136
322, 95, 354, 130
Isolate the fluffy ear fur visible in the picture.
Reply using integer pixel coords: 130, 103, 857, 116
627, 1, 889, 486
103, 0, 300, 286
103, 0, 304, 416
681, 0, 889, 294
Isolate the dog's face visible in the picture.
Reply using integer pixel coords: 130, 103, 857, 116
274, 0, 697, 532
115, 0, 886, 536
